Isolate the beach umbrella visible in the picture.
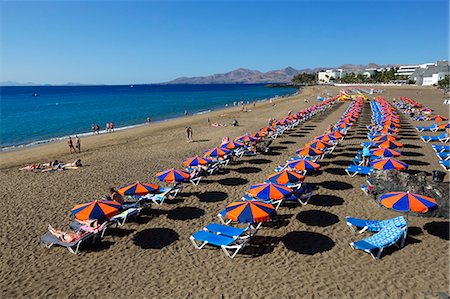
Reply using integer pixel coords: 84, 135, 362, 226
251, 131, 266, 139
438, 122, 450, 129
331, 131, 344, 138
296, 146, 323, 157
248, 182, 292, 200
371, 158, 408, 171
380, 192, 437, 213
373, 134, 399, 142
225, 200, 276, 223
117, 181, 160, 196
71, 200, 122, 221
430, 115, 448, 122
306, 140, 332, 150
380, 127, 399, 134
183, 156, 212, 167
370, 148, 401, 158
220, 141, 244, 150
267, 170, 305, 185
315, 134, 338, 143
375, 140, 403, 149
236, 134, 257, 142
204, 148, 229, 158
286, 159, 320, 171
260, 126, 275, 133
156, 168, 190, 183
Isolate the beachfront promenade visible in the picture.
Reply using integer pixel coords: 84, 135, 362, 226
0, 86, 448, 298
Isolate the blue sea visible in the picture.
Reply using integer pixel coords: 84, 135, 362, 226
0, 84, 296, 150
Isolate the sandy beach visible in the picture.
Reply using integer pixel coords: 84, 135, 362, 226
1, 85, 448, 298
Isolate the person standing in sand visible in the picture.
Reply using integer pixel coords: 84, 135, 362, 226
106, 122, 110, 133
75, 136, 81, 152
110, 122, 114, 132
147, 116, 151, 125
67, 137, 75, 153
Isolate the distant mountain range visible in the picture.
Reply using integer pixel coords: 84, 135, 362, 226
165, 63, 400, 84
1, 63, 404, 86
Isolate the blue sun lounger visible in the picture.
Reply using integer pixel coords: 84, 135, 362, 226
440, 160, 450, 170
432, 145, 450, 153
203, 223, 255, 238
284, 184, 313, 205
346, 216, 407, 234
345, 165, 375, 177
415, 124, 439, 132
421, 133, 449, 143
350, 222, 407, 260
437, 152, 450, 161
190, 230, 252, 258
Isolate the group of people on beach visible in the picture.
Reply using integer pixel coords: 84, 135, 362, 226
67, 136, 81, 153
20, 159, 83, 172
91, 122, 115, 135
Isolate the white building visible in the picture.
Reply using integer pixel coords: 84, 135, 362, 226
318, 69, 344, 83
410, 61, 449, 85
395, 63, 434, 77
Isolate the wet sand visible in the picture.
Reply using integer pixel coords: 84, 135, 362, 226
0, 85, 448, 298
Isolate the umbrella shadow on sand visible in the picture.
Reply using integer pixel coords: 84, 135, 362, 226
424, 221, 449, 240
167, 207, 204, 220
282, 231, 335, 255
262, 214, 294, 229
196, 191, 228, 203
296, 210, 340, 227
218, 177, 249, 186
133, 228, 179, 249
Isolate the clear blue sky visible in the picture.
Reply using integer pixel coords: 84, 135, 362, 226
1, 0, 448, 84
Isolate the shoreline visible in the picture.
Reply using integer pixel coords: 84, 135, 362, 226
0, 89, 304, 169
0, 89, 299, 152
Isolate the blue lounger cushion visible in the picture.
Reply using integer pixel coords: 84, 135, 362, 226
440, 160, 450, 170
432, 145, 450, 152
346, 216, 407, 233
437, 152, 450, 160
204, 223, 248, 238
192, 230, 235, 247
350, 222, 406, 259
345, 165, 374, 176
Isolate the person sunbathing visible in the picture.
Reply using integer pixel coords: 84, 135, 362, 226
211, 122, 226, 127
48, 225, 85, 243
20, 163, 42, 171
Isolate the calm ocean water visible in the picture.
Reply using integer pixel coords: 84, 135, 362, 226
0, 84, 296, 150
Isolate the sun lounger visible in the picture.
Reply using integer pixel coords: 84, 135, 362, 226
361, 142, 374, 148
285, 184, 312, 205
421, 133, 449, 143
415, 124, 438, 132
346, 216, 407, 234
110, 207, 141, 226
203, 223, 256, 238
345, 165, 375, 177
432, 145, 450, 153
190, 230, 252, 258
41, 231, 96, 254
440, 160, 450, 171
437, 152, 450, 161
350, 222, 407, 260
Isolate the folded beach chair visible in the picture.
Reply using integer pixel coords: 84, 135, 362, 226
284, 184, 312, 205
350, 222, 407, 260
432, 144, 450, 153
440, 160, 450, 171
437, 152, 450, 161
346, 216, 407, 234
421, 133, 449, 143
190, 230, 252, 258
345, 165, 375, 177
415, 124, 438, 132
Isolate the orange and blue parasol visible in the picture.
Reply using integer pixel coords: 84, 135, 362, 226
71, 200, 122, 221
156, 168, 190, 183
236, 134, 257, 142
370, 148, 401, 158
375, 140, 403, 149
380, 192, 437, 213
315, 134, 338, 142
371, 158, 408, 170
286, 159, 320, 171
306, 140, 332, 150
296, 146, 323, 157
118, 181, 160, 196
373, 134, 399, 142
204, 148, 230, 158
438, 122, 450, 129
183, 156, 212, 167
220, 141, 244, 150
248, 182, 292, 200
430, 115, 448, 122
225, 200, 276, 223
267, 170, 305, 185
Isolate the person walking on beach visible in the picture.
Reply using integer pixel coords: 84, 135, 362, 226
106, 122, 110, 133
91, 124, 96, 135
95, 124, 100, 134
110, 122, 114, 132
147, 116, 151, 125
186, 126, 193, 142
184, 110, 188, 117
67, 137, 75, 153
207, 117, 211, 125
75, 136, 81, 152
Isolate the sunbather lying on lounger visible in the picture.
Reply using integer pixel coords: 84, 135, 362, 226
211, 123, 226, 127
48, 225, 85, 243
